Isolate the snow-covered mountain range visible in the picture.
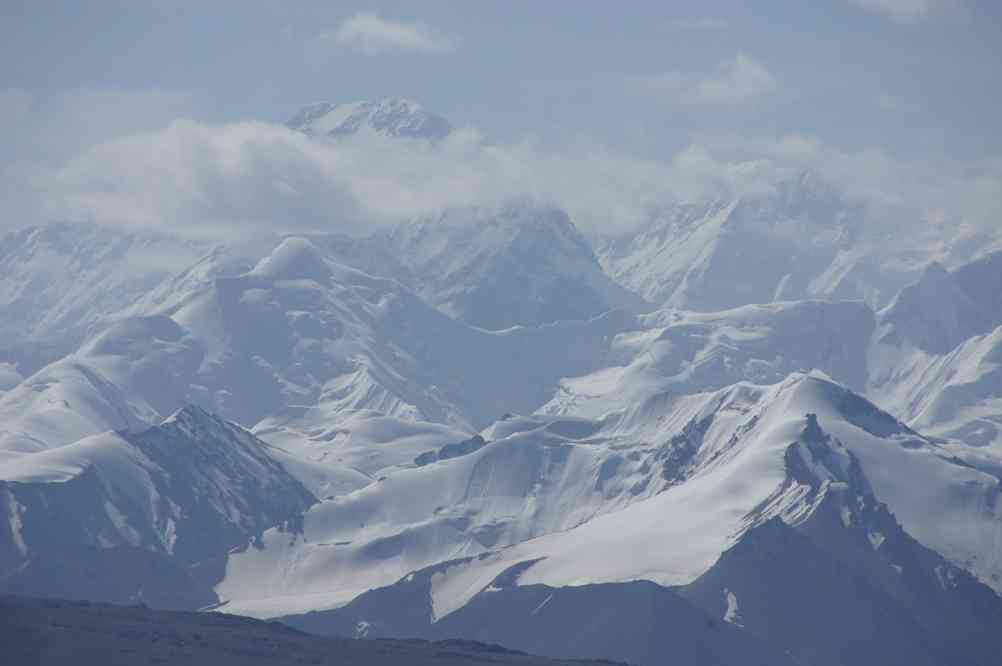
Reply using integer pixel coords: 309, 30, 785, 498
594, 170, 992, 312
2, 99, 1001, 665
314, 202, 649, 330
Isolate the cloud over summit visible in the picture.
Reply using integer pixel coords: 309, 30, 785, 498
640, 54, 778, 107
327, 12, 458, 56
9, 106, 997, 246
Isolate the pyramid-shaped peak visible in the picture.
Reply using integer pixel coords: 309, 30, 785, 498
162, 404, 225, 430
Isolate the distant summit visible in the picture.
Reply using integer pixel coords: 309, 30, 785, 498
312, 201, 650, 331
287, 97, 452, 140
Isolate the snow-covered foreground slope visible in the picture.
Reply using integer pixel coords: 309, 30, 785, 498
274, 379, 1002, 666
541, 299, 875, 428
216, 373, 1002, 626
488, 375, 1001, 594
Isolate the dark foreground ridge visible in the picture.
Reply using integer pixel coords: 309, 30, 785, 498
0, 596, 626, 666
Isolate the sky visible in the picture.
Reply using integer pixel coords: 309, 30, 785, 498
1, 0, 1000, 237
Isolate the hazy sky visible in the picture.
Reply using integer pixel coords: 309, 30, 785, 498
2, 1, 1000, 235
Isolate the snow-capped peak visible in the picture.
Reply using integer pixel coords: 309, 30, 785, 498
287, 97, 452, 140
249, 236, 331, 282
876, 258, 990, 354
161, 403, 238, 437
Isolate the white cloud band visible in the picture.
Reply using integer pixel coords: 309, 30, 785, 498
329, 12, 458, 55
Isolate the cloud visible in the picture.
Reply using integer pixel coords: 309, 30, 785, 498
326, 12, 458, 55
16, 117, 996, 242
27, 122, 650, 236
35, 120, 365, 237
640, 54, 778, 106
0, 87, 199, 226
7, 115, 685, 236
849, 0, 965, 22
683, 132, 1002, 235
3, 90, 998, 247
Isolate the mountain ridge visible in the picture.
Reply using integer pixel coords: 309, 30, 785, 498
287, 98, 453, 140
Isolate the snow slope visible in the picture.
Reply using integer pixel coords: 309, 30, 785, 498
0, 352, 154, 461
595, 174, 863, 310
216, 372, 1002, 622
539, 299, 875, 440
0, 236, 637, 470
595, 172, 988, 313
869, 250, 1002, 451
137, 236, 637, 435
0, 223, 208, 377
277, 385, 1002, 666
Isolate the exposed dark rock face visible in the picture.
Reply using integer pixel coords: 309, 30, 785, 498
0, 407, 317, 610
0, 595, 614, 666
414, 435, 488, 467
